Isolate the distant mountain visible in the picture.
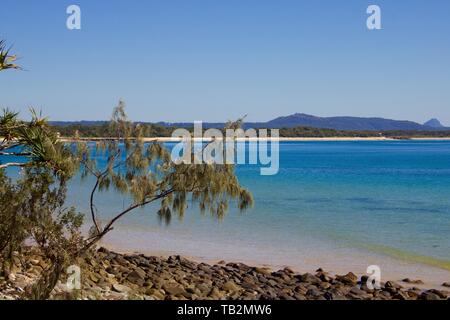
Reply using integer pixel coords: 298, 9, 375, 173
50, 114, 448, 131
151, 114, 449, 131
423, 118, 444, 128
264, 113, 445, 131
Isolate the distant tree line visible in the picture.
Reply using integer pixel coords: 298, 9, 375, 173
52, 122, 450, 139
381, 130, 450, 138
51, 122, 175, 138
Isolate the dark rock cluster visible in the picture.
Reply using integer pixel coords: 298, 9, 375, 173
1, 247, 449, 300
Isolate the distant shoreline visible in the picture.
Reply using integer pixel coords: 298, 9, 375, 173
60, 136, 450, 142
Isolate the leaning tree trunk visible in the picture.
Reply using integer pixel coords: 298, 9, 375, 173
25, 255, 66, 300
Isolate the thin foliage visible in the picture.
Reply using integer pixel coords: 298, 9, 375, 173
76, 100, 253, 250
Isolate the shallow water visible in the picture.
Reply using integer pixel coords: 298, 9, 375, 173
3, 141, 450, 284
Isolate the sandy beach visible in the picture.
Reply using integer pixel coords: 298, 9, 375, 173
61, 136, 450, 143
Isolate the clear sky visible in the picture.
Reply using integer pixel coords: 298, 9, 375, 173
1, 0, 449, 124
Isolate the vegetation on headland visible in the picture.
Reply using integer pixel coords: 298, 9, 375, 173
52, 122, 175, 138
52, 122, 450, 139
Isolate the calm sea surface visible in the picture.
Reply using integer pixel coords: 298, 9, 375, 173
3, 141, 450, 280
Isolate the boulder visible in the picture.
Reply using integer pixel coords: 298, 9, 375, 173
420, 291, 441, 300
299, 273, 321, 285
112, 283, 132, 294
126, 268, 147, 286
336, 272, 358, 285
402, 278, 424, 285
162, 283, 187, 297
222, 281, 240, 292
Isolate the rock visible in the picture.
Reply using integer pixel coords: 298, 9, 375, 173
420, 291, 441, 300
442, 282, 450, 288
89, 273, 100, 283
375, 290, 391, 299
294, 285, 308, 295
424, 289, 447, 299
162, 283, 187, 297
324, 291, 346, 300
29, 259, 40, 266
293, 293, 307, 300
318, 272, 333, 283
336, 272, 358, 285
126, 268, 146, 286
393, 291, 409, 300
104, 291, 127, 300
402, 278, 424, 285
272, 271, 291, 282
222, 281, 240, 292
97, 280, 112, 290
360, 275, 369, 284
349, 287, 365, 295
319, 282, 331, 290
134, 266, 147, 277
241, 282, 260, 292
254, 267, 272, 276
113, 255, 128, 266
348, 286, 372, 299
299, 273, 321, 285
134, 258, 151, 269
384, 281, 402, 293
385, 281, 402, 289
279, 292, 296, 300
406, 289, 419, 299
112, 283, 132, 294
208, 287, 224, 299
283, 267, 295, 274
145, 288, 165, 300
88, 258, 98, 268
360, 282, 375, 293
306, 288, 323, 298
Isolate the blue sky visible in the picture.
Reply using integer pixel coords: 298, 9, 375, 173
1, 0, 449, 124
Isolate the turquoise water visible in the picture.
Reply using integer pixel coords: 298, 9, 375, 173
3, 141, 450, 272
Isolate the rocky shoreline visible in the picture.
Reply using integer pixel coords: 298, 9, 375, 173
1, 247, 449, 300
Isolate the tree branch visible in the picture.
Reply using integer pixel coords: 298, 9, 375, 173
89, 178, 101, 234
80, 188, 175, 253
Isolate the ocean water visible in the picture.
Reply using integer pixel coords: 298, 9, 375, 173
3, 141, 450, 281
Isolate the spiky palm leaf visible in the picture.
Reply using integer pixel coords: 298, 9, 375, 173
0, 40, 21, 71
